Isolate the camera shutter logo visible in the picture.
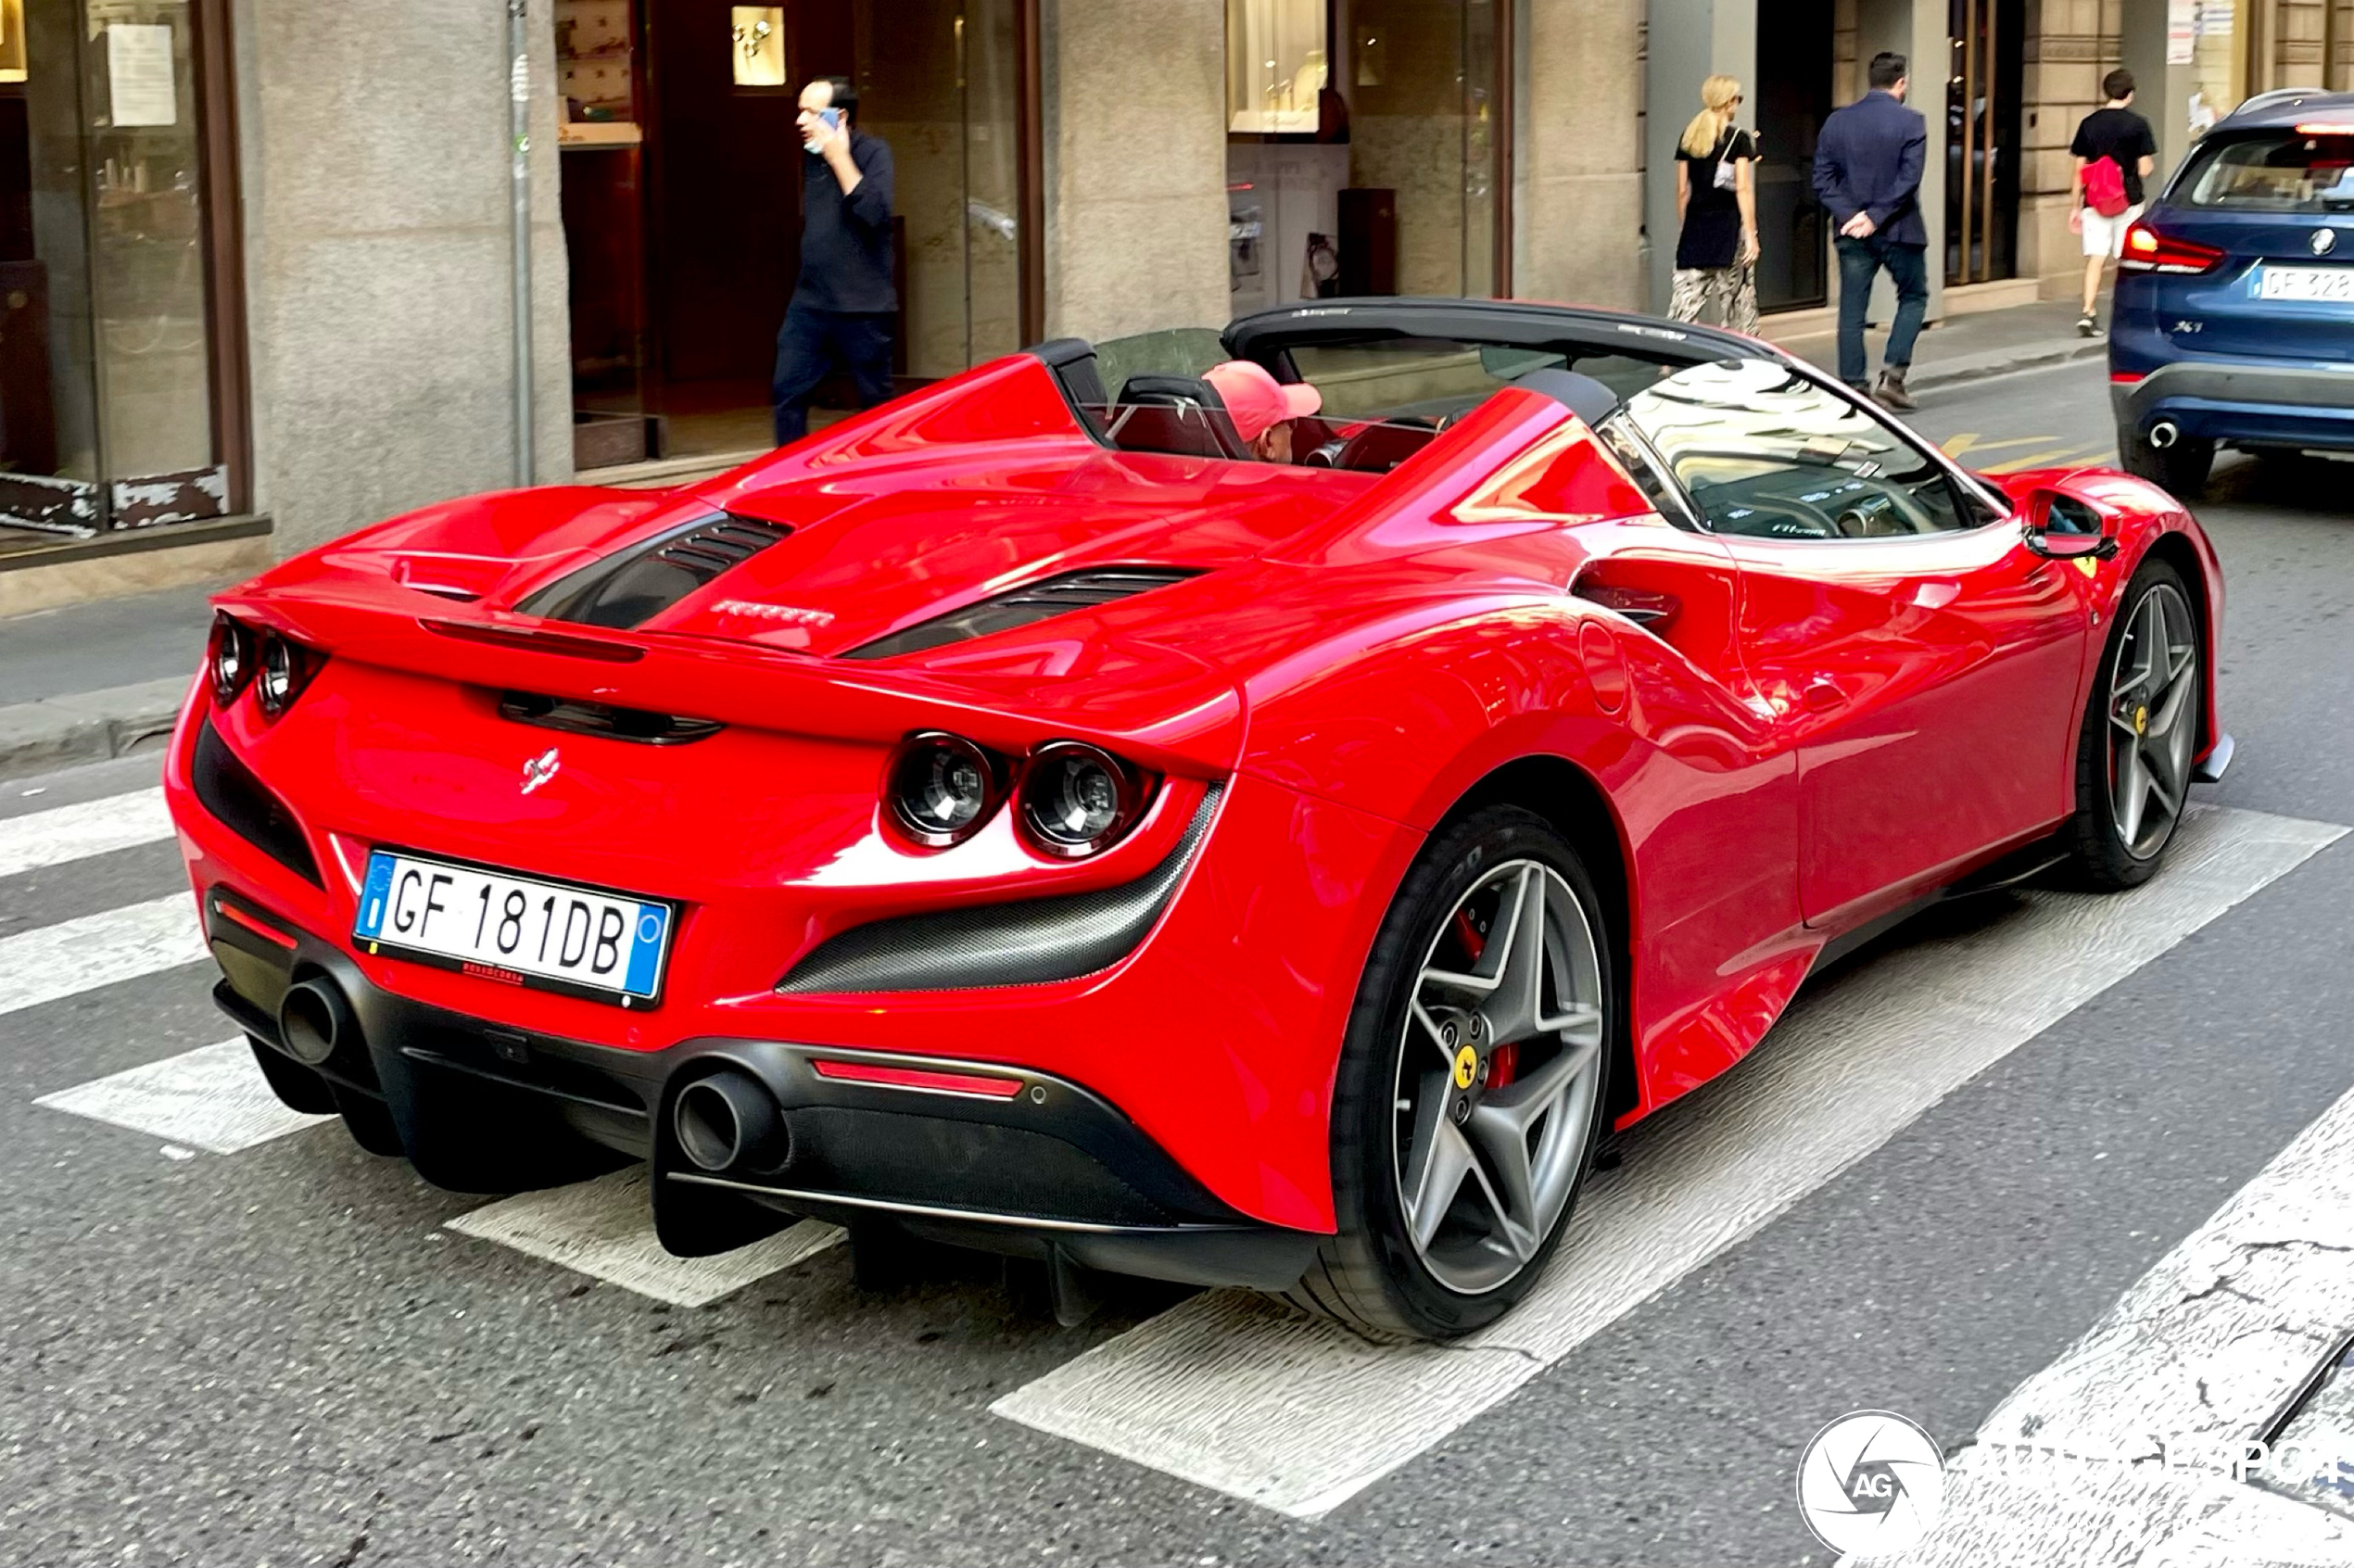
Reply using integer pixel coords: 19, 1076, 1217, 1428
1795, 1410, 1947, 1556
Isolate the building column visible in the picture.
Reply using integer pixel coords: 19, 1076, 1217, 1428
1642, 0, 1757, 312
231, 0, 574, 554
1520, 0, 1646, 311
1038, 0, 1229, 342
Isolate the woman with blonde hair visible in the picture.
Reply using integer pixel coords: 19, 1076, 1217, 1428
1670, 74, 1761, 333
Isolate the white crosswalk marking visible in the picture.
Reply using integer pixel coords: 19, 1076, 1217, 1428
35, 1038, 332, 1153
1876, 1079, 2354, 1568
994, 806, 2348, 1518
0, 893, 209, 1018
446, 1164, 846, 1307
0, 787, 172, 879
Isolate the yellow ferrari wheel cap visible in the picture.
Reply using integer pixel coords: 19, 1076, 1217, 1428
1452, 1044, 1479, 1090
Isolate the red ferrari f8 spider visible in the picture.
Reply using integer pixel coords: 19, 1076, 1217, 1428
167, 299, 2229, 1339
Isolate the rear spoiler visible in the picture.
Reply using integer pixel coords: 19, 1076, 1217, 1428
209, 582, 1245, 778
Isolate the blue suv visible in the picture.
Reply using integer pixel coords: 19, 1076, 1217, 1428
2110, 89, 2354, 496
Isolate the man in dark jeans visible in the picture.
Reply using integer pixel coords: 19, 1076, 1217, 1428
771, 76, 896, 447
1812, 52, 1929, 411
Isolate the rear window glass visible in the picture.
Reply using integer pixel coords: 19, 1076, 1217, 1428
2181, 132, 2354, 211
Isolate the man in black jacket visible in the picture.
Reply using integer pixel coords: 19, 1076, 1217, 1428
1811, 52, 1929, 410
770, 76, 896, 446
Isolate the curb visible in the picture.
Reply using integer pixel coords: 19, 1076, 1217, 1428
1784, 335, 2107, 396
1909, 337, 2107, 394
0, 677, 192, 783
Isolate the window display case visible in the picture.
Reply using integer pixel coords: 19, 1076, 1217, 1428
1, 0, 244, 542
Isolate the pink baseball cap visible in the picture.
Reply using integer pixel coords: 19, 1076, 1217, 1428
1202, 360, 1323, 444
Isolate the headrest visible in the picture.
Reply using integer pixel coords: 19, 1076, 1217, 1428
1119, 373, 1226, 410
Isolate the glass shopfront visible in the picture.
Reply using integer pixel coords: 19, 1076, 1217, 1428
556, 0, 1035, 470
1224, 0, 1507, 318
0, 0, 243, 546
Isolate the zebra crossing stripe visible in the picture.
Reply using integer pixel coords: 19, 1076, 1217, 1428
0, 893, 209, 1018
35, 1038, 332, 1153
0, 787, 173, 879
993, 806, 2348, 1519
446, 1165, 845, 1307
1875, 1078, 2354, 1567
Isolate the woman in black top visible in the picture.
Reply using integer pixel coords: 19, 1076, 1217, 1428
1670, 75, 1761, 334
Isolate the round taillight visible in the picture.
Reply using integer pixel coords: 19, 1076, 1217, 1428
886, 732, 1003, 847
255, 633, 298, 714
1019, 742, 1145, 857
209, 614, 253, 707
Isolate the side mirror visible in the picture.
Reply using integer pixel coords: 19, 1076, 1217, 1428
2023, 489, 2120, 561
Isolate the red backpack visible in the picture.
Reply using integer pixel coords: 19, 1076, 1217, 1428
2082, 156, 2131, 218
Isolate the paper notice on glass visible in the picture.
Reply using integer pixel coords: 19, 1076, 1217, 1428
2167, 0, 2196, 63
108, 24, 178, 128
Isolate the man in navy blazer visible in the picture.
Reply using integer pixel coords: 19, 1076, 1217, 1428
1812, 52, 1929, 410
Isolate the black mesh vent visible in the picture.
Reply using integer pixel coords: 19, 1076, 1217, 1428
517, 512, 791, 629
192, 718, 323, 887
777, 784, 1222, 993
841, 566, 1206, 661
497, 691, 723, 745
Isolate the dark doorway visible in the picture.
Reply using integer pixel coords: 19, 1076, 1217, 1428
1753, 0, 1834, 312
557, 0, 1035, 470
1946, 0, 2024, 284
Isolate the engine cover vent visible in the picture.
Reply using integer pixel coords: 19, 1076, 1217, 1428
518, 512, 791, 630
842, 566, 1206, 661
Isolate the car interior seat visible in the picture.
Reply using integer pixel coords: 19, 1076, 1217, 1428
1105, 374, 1255, 461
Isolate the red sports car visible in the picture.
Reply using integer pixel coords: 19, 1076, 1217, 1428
167, 299, 2229, 1340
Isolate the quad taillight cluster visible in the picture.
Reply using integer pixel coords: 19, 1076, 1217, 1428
209, 613, 324, 718
885, 731, 1152, 858
2119, 221, 2224, 276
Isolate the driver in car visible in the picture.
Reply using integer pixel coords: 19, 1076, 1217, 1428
1203, 360, 1323, 464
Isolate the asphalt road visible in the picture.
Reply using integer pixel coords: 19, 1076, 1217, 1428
5, 358, 2353, 1567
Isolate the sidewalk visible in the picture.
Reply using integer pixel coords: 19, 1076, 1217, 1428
0, 296, 2107, 783
1768, 296, 2106, 393
0, 582, 216, 781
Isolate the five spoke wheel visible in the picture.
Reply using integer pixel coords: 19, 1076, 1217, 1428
1392, 860, 1606, 1296
2107, 580, 2198, 861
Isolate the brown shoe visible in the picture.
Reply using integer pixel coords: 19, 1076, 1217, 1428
1874, 366, 1917, 412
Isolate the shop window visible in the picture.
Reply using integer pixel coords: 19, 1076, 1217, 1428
730, 6, 784, 90
1, 0, 25, 81
1228, 0, 1326, 133
2, 0, 242, 541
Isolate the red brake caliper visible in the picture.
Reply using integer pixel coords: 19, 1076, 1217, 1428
1449, 909, 1516, 1087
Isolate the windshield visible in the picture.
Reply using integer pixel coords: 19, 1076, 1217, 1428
2180, 131, 2354, 212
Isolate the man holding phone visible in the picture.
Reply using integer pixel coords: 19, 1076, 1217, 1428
770, 76, 897, 446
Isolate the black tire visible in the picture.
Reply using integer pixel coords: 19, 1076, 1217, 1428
2117, 423, 2214, 499
1288, 805, 1614, 1341
247, 1034, 338, 1115
2062, 558, 2201, 891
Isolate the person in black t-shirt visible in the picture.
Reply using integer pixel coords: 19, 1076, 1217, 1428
2069, 70, 2158, 336
1669, 74, 1761, 334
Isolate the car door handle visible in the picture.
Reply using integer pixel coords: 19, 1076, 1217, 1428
1803, 677, 1849, 714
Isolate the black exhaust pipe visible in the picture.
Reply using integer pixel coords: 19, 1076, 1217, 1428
672, 1069, 790, 1175
279, 976, 355, 1067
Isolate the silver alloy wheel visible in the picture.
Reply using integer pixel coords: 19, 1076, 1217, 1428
2107, 581, 2199, 861
1392, 859, 1606, 1296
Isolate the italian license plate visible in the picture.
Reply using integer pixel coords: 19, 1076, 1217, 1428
354, 850, 674, 1005
2258, 265, 2354, 302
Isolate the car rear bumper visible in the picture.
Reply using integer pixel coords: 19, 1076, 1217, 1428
204, 884, 1323, 1290
2112, 360, 2354, 449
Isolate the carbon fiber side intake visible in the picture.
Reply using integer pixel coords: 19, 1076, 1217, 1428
775, 784, 1224, 993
